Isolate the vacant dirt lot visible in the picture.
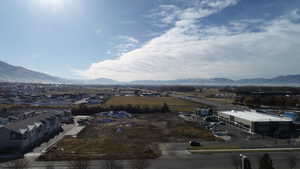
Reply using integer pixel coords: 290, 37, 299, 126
40, 113, 218, 161
105, 96, 206, 112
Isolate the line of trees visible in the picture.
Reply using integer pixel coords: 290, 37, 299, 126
233, 86, 300, 95
235, 96, 300, 107
71, 103, 170, 116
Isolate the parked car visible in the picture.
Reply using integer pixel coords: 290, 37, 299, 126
189, 141, 201, 146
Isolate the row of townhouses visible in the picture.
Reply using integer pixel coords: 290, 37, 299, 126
0, 112, 66, 153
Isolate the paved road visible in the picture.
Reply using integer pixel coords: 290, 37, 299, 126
159, 143, 191, 159
3, 142, 300, 169
150, 152, 300, 169
5, 151, 298, 169
189, 147, 300, 153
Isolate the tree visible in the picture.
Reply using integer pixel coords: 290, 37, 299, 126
101, 160, 123, 169
259, 153, 275, 169
5, 159, 30, 169
244, 158, 252, 169
67, 160, 90, 169
161, 103, 170, 113
244, 96, 254, 106
287, 153, 297, 169
129, 160, 150, 169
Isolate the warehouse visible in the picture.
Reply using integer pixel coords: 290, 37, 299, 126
217, 110, 293, 137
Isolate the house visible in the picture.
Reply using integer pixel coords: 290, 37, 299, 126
0, 112, 62, 153
119, 89, 137, 96
195, 108, 212, 117
0, 117, 8, 126
87, 97, 103, 104
95, 111, 132, 119
8, 115, 19, 122
58, 110, 73, 123
21, 111, 37, 120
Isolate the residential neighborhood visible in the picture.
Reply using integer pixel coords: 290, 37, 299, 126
0, 83, 300, 169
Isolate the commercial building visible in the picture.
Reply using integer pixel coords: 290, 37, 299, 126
217, 110, 293, 136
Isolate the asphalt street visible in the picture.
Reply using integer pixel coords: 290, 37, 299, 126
7, 151, 298, 169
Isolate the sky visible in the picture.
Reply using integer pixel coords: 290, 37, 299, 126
0, 0, 300, 82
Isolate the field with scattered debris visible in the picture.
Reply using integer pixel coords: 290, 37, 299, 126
40, 113, 218, 161
105, 96, 206, 112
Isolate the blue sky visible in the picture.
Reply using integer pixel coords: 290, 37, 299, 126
0, 0, 300, 81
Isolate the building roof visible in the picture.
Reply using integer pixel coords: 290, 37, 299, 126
4, 112, 60, 134
220, 110, 292, 122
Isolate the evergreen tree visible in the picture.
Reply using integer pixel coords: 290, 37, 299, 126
244, 158, 252, 169
259, 153, 275, 169
161, 103, 170, 113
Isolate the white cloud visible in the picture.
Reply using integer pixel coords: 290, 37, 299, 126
118, 35, 139, 44
96, 28, 102, 35
103, 36, 140, 57
158, 5, 182, 25
77, 1, 300, 82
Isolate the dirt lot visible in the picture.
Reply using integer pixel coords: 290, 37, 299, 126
40, 113, 218, 161
105, 96, 206, 112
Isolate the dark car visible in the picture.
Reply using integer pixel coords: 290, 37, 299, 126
189, 141, 201, 146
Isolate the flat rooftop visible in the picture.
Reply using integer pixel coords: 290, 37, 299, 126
219, 110, 292, 122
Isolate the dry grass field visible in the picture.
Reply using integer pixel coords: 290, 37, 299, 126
105, 96, 206, 112
40, 113, 218, 161
205, 98, 234, 104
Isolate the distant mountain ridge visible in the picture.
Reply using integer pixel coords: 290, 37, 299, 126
0, 61, 65, 83
0, 60, 300, 85
132, 75, 300, 85
0, 61, 120, 84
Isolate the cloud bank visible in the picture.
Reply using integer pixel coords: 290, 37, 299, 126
78, 0, 300, 81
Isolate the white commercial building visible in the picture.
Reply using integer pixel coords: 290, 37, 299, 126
218, 110, 293, 136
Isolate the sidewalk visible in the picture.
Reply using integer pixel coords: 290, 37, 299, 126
189, 147, 300, 153
25, 124, 85, 159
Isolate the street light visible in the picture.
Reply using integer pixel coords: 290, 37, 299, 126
240, 154, 247, 169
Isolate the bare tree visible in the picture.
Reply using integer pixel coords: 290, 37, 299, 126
101, 160, 123, 169
287, 153, 297, 169
67, 160, 90, 169
5, 159, 30, 169
129, 160, 151, 169
231, 154, 241, 169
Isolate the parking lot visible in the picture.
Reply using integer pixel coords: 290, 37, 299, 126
196, 116, 300, 149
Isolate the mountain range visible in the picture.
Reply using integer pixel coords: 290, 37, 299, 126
0, 60, 300, 86
0, 61, 120, 85
131, 76, 300, 86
